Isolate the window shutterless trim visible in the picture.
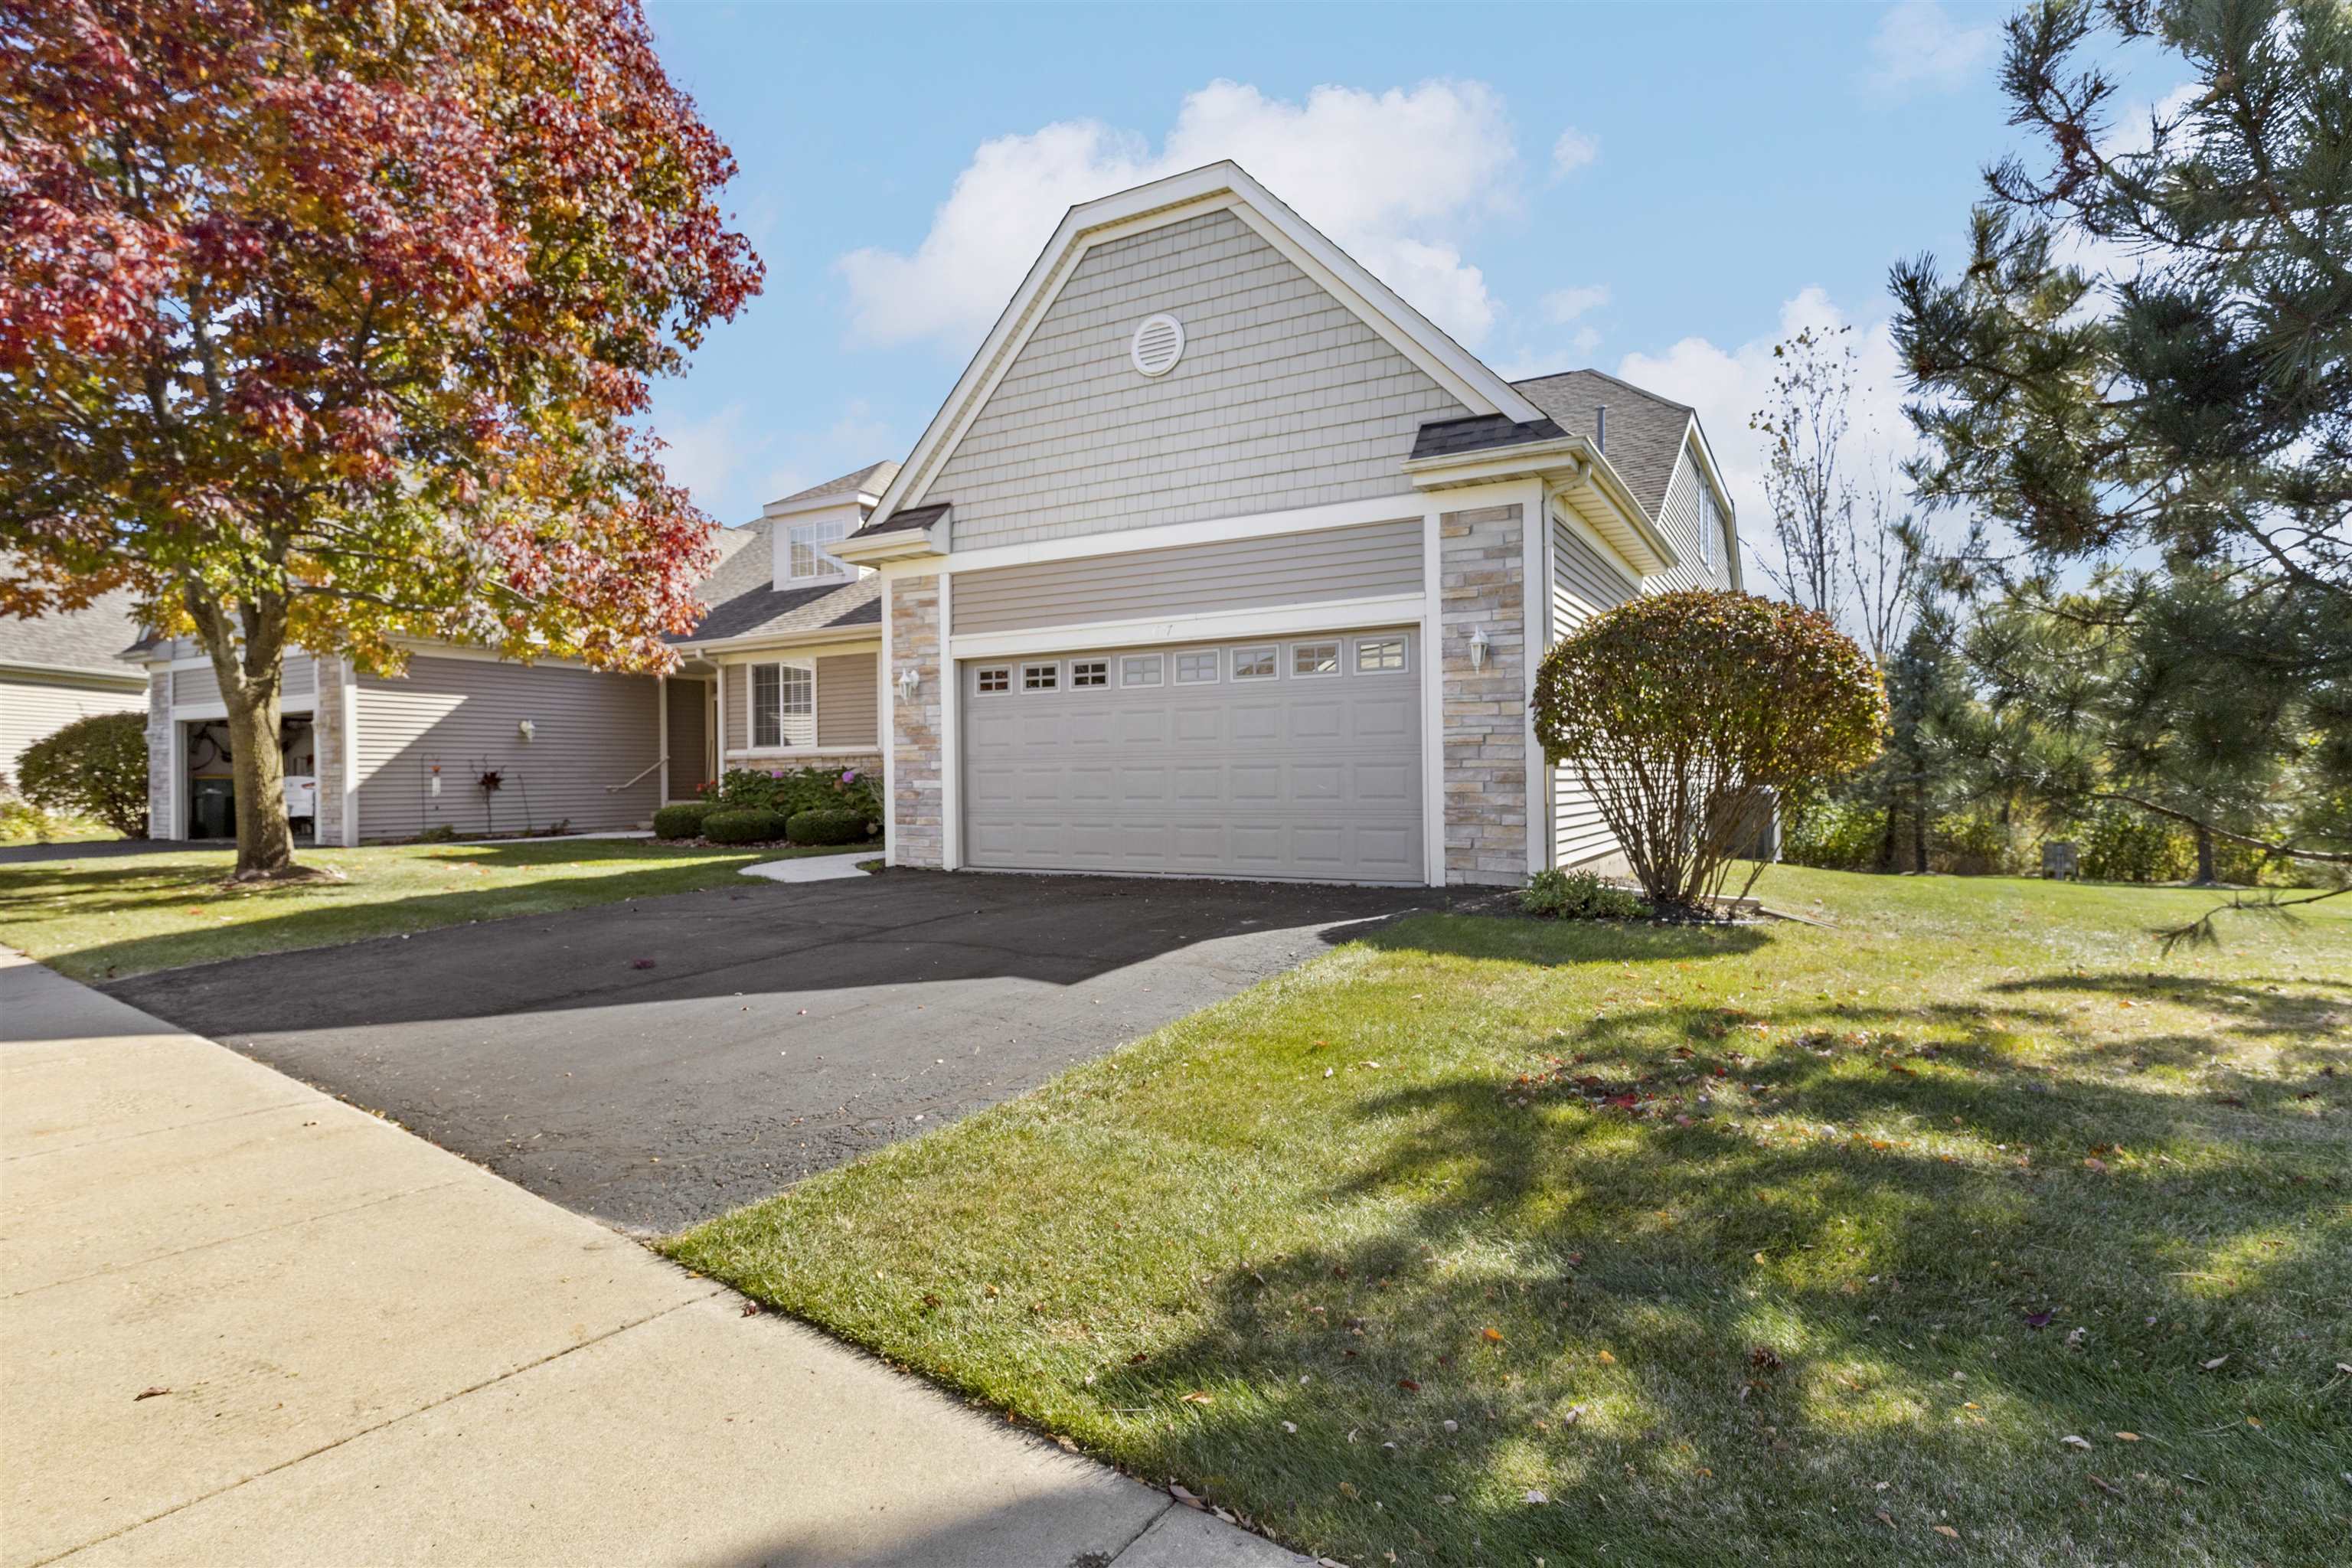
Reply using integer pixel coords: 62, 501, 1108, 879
1174, 648, 1221, 684
975, 665, 1011, 694
1021, 661, 1060, 691
1290, 639, 1343, 678
1353, 635, 1408, 674
1070, 658, 1109, 688
1120, 654, 1165, 688
1230, 644, 1278, 680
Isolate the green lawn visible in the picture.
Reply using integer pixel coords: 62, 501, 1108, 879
0, 838, 867, 982
668, 868, 2351, 1568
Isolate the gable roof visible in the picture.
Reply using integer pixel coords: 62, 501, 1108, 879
1508, 370, 1695, 524
773, 461, 900, 509
671, 518, 880, 646
869, 160, 1545, 530
0, 587, 146, 679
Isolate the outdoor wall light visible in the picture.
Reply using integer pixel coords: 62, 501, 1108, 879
1468, 627, 1490, 671
897, 667, 921, 703
517, 718, 536, 743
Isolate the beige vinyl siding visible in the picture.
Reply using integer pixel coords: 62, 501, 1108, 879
951, 519, 1424, 636
665, 677, 710, 797
720, 652, 877, 757
2, 675, 145, 779
928, 208, 1469, 552
165, 652, 315, 709
1645, 446, 1736, 594
1550, 514, 1639, 869
353, 655, 658, 838
815, 652, 877, 746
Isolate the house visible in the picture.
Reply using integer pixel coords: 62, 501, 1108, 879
135, 160, 1736, 881
129, 465, 896, 845
843, 161, 1737, 887
0, 587, 149, 785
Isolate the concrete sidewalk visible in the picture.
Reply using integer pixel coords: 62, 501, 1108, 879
1, 951, 1305, 1567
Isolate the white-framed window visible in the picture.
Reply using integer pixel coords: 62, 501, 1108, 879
1292, 640, 1341, 677
976, 665, 1011, 694
1230, 645, 1277, 681
1022, 662, 1059, 691
750, 659, 815, 747
1175, 649, 1220, 684
1354, 635, 1407, 674
1696, 485, 1719, 570
1071, 658, 1109, 688
1121, 654, 1164, 688
786, 518, 852, 583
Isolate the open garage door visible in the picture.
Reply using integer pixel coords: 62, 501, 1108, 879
961, 629, 1423, 884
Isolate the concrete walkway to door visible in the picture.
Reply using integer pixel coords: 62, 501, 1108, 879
1, 951, 1304, 1568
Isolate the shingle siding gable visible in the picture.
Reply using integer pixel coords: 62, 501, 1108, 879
927, 207, 1471, 550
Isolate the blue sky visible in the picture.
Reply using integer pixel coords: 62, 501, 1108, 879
639, 1, 2178, 553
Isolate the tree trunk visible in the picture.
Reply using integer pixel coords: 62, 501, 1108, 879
1876, 793, 1901, 872
188, 588, 300, 880
2194, 824, 2216, 885
1911, 779, 1929, 875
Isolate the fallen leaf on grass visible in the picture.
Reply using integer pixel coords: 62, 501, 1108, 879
2023, 1309, 2056, 1329
1932, 1524, 1960, 1538
1874, 1510, 1895, 1527
2114, 1431, 2141, 1442
1179, 1391, 1214, 1404
2090, 1475, 2125, 1496
1523, 1489, 1550, 1505
2201, 1355, 2230, 1370
1396, 1378, 1420, 1392
1482, 1327, 1504, 1343
1596, 1350, 1617, 1365
2063, 1435, 2094, 1450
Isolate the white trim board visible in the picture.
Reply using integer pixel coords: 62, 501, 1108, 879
938, 571, 959, 871
939, 495, 1425, 576
870, 161, 1542, 526
945, 593, 1427, 662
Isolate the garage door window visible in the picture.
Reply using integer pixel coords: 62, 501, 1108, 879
1354, 636, 1407, 674
1231, 645, 1277, 681
976, 665, 1011, 694
1121, 654, 1164, 688
1071, 658, 1109, 688
1022, 662, 1060, 691
1292, 641, 1342, 678
1175, 649, 1220, 684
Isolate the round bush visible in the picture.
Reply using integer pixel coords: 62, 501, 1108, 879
701, 807, 784, 844
786, 807, 871, 846
1534, 590, 1886, 911
17, 711, 149, 838
651, 802, 713, 841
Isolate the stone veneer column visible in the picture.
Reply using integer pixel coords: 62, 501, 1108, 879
1439, 501, 1528, 886
888, 573, 944, 867
310, 656, 348, 846
143, 668, 173, 839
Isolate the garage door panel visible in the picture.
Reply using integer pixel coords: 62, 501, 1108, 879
963, 629, 1423, 884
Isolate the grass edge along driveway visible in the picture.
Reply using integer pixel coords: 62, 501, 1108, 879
668, 867, 2352, 1568
0, 838, 869, 982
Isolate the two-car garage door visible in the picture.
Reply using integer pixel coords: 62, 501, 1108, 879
962, 629, 1423, 884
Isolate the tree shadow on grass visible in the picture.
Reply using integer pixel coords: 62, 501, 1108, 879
1067, 1017, 2348, 1566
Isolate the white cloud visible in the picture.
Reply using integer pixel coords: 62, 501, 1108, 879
652, 398, 902, 524
1614, 288, 1915, 558
1541, 284, 1610, 323
1862, 2, 1997, 102
838, 78, 1519, 352
1550, 126, 1599, 177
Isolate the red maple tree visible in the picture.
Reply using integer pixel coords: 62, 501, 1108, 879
0, 0, 761, 875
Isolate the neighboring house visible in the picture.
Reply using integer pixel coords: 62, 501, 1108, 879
841, 161, 1737, 887
0, 588, 149, 786
135, 160, 1737, 881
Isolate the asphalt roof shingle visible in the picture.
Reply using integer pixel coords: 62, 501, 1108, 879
771, 461, 900, 508
0, 586, 145, 676
670, 517, 880, 645
1508, 370, 1694, 524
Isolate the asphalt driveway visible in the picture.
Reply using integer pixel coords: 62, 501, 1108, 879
106, 869, 1429, 1232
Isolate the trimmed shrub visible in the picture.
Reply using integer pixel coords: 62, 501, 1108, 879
1519, 868, 1648, 920
1534, 590, 1886, 913
786, 807, 871, 846
701, 807, 784, 844
652, 802, 713, 841
715, 764, 882, 821
16, 711, 149, 838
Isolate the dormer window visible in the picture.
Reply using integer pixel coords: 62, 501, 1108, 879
787, 518, 851, 584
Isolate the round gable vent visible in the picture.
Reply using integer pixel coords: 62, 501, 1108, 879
1130, 313, 1185, 377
